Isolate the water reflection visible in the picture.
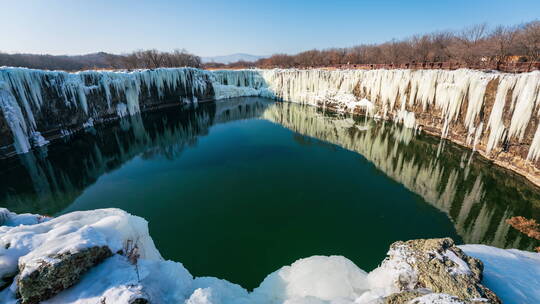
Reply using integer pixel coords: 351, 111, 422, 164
263, 102, 540, 251
0, 98, 538, 251
0, 98, 271, 215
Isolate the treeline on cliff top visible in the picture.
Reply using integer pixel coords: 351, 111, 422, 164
0, 49, 202, 71
213, 20, 540, 69
1, 20, 539, 71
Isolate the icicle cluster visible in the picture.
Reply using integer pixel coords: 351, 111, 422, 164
2, 67, 540, 161
0, 67, 210, 154
213, 69, 540, 161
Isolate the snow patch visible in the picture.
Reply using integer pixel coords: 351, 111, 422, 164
409, 293, 468, 304
460, 244, 540, 304
251, 255, 369, 304
396, 110, 416, 129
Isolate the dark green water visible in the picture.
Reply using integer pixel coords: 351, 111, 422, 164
1, 97, 539, 289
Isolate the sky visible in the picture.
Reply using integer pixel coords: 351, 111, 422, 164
1, 0, 539, 57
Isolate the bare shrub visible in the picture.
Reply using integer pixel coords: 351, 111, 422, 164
123, 239, 141, 281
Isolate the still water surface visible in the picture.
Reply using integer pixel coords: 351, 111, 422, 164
1, 97, 538, 289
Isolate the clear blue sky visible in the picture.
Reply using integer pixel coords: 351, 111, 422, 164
1, 0, 539, 56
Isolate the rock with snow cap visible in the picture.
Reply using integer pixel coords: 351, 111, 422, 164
16, 246, 112, 304
378, 238, 500, 304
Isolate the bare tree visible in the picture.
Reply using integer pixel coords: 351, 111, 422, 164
518, 21, 540, 61
490, 25, 518, 63
449, 23, 490, 64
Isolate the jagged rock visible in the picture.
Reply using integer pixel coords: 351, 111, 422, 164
16, 246, 112, 304
380, 238, 500, 304
384, 290, 426, 303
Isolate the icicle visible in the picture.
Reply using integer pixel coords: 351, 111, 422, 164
527, 124, 540, 161
396, 110, 416, 129
0, 85, 31, 153
486, 76, 515, 153
508, 72, 540, 141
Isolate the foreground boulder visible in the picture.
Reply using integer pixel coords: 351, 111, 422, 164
16, 246, 112, 304
378, 238, 500, 303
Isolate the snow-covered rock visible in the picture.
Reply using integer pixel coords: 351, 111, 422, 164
17, 246, 112, 304
360, 238, 499, 303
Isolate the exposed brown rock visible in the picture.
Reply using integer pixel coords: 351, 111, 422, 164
16, 246, 113, 304
384, 290, 426, 304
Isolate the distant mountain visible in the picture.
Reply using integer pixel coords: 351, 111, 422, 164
201, 53, 267, 64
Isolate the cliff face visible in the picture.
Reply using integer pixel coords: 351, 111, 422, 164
213, 69, 540, 187
2, 67, 540, 186
0, 68, 214, 156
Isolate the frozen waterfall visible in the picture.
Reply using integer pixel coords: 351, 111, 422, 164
213, 69, 540, 162
0, 67, 211, 154
2, 67, 540, 169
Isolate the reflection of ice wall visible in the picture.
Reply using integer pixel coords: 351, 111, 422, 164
262, 102, 537, 250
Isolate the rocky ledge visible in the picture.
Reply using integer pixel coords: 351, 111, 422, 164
16, 246, 113, 304
380, 238, 499, 304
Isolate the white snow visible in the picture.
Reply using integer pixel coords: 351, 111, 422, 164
0, 208, 48, 227
82, 118, 94, 129
251, 255, 369, 304
0, 209, 161, 282
396, 110, 416, 129
443, 250, 471, 275
408, 293, 467, 304
357, 244, 418, 302
460, 244, 540, 304
1, 208, 539, 304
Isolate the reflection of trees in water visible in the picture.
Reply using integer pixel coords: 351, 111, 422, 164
263, 102, 540, 250
0, 98, 272, 215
